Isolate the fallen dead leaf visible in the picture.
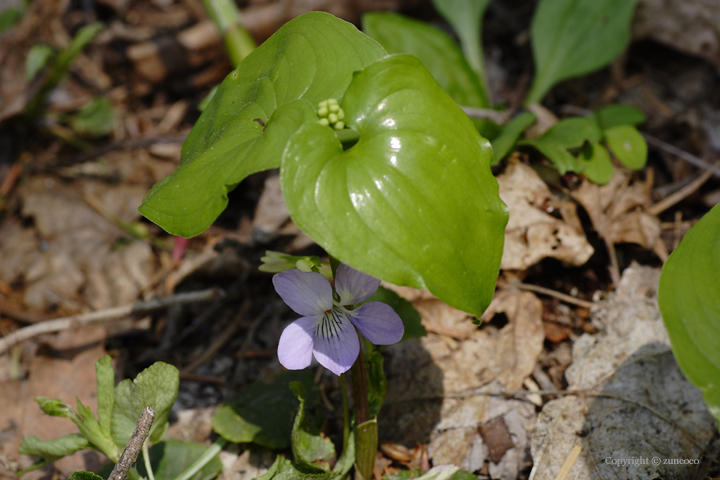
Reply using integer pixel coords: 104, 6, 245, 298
498, 160, 594, 271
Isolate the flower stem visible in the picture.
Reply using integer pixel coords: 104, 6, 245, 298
142, 443, 155, 480
350, 345, 369, 426
173, 437, 227, 480
339, 372, 350, 453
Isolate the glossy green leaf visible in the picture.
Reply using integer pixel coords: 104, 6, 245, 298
111, 362, 179, 448
68, 472, 104, 480
290, 382, 335, 472
365, 286, 426, 341
281, 54, 507, 316
71, 97, 116, 137
578, 142, 614, 185
604, 125, 647, 170
658, 203, 720, 426
596, 104, 646, 129
25, 44, 54, 81
362, 12, 489, 108
135, 440, 223, 480
95, 355, 114, 440
431, 0, 491, 99
490, 112, 536, 164
212, 370, 314, 448
139, 12, 386, 237
526, 0, 640, 103
19, 434, 90, 472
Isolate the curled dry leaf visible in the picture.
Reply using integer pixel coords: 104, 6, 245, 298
497, 160, 594, 270
571, 170, 668, 260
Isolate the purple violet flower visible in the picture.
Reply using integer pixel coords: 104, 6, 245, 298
273, 263, 404, 375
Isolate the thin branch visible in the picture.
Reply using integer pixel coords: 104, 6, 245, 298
108, 407, 156, 480
0, 288, 224, 355
460, 105, 511, 124
647, 162, 719, 216
517, 283, 594, 309
643, 134, 720, 178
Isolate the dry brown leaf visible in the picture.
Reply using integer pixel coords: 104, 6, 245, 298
497, 160, 594, 270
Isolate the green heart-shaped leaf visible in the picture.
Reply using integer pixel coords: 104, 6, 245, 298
658, 203, 720, 426
526, 0, 640, 103
605, 124, 647, 170
281, 54, 507, 316
139, 12, 386, 237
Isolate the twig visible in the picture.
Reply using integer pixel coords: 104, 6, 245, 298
647, 162, 719, 216
0, 288, 224, 355
643, 134, 720, 178
554, 445, 582, 480
108, 407, 156, 480
603, 236, 621, 287
517, 283, 594, 309
460, 105, 510, 124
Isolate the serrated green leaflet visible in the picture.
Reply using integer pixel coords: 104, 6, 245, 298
281, 54, 507, 316
289, 382, 335, 472
578, 142, 613, 185
19, 434, 90, 472
212, 370, 314, 448
362, 12, 489, 109
35, 397, 73, 417
95, 355, 114, 440
139, 12, 386, 237
432, 0, 491, 98
365, 286, 426, 341
111, 362, 179, 448
596, 104, 646, 129
526, 0, 640, 103
658, 203, 720, 427
68, 472, 104, 480
604, 125, 647, 170
135, 440, 223, 480
255, 455, 338, 480
490, 112, 536, 164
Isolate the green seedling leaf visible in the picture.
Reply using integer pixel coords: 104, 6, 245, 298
490, 112, 536, 164
432, 0, 491, 97
212, 370, 315, 448
255, 455, 338, 480
526, 0, 640, 103
281, 54, 507, 316
595, 104, 646, 129
658, 203, 720, 427
68, 472, 104, 480
135, 440, 223, 480
604, 125, 647, 170
71, 97, 116, 137
578, 142, 614, 185
26, 44, 54, 81
365, 286, 426, 341
365, 351, 387, 418
35, 397, 73, 417
522, 117, 603, 174
289, 382, 335, 472
19, 434, 90, 473
139, 12, 386, 237
74, 398, 119, 462
111, 362, 179, 449
0, 7, 23, 33
362, 12, 489, 108
95, 355, 114, 439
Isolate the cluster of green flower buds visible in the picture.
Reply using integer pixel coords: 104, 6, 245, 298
317, 98, 345, 130
259, 251, 332, 278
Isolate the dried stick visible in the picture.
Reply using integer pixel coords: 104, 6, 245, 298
0, 288, 224, 355
108, 407, 156, 480
517, 283, 594, 309
554, 445, 582, 480
647, 162, 719, 216
643, 134, 720, 178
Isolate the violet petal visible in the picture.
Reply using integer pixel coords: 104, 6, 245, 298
273, 270, 332, 316
348, 302, 404, 345
335, 263, 380, 305
312, 310, 360, 375
278, 316, 317, 370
